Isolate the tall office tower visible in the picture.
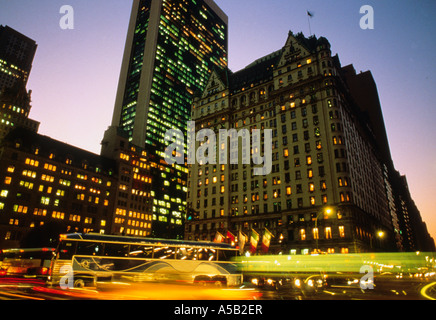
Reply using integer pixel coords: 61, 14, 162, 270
0, 26, 37, 90
185, 31, 431, 254
102, 0, 228, 238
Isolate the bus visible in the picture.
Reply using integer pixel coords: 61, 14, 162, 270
48, 233, 243, 288
0, 248, 55, 279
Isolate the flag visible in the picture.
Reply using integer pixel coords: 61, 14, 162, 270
261, 228, 274, 253
307, 10, 314, 18
250, 229, 259, 254
226, 230, 236, 245
214, 231, 224, 243
238, 230, 247, 254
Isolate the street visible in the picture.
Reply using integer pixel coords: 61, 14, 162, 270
0, 275, 434, 301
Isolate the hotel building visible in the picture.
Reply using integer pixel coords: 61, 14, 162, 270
186, 31, 410, 254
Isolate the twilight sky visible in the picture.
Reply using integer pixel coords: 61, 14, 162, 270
1, 0, 435, 241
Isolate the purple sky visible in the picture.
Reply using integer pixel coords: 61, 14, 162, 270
1, 0, 435, 241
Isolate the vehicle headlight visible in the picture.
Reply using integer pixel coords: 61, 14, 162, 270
294, 279, 301, 287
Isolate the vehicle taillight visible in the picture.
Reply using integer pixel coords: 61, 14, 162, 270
37, 267, 49, 275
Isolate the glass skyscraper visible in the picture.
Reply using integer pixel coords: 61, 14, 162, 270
105, 0, 228, 238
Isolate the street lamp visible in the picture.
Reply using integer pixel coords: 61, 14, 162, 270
315, 207, 333, 253
370, 230, 385, 251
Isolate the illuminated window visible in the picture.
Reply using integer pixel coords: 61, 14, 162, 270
77, 173, 87, 180
4, 177, 12, 185
325, 227, 332, 239
22, 170, 37, 178
340, 247, 349, 254
273, 189, 280, 198
9, 219, 19, 226
286, 186, 292, 195
44, 163, 57, 171
41, 174, 55, 183
309, 183, 315, 192
84, 217, 93, 224
19, 181, 34, 190
306, 156, 312, 165
300, 229, 306, 240
0, 190, 8, 198
13, 205, 28, 214
25, 158, 39, 167
52, 211, 65, 219
322, 195, 328, 204
33, 208, 47, 216
340, 192, 347, 202
339, 226, 345, 238
310, 196, 315, 206
60, 179, 71, 186
283, 148, 289, 157
307, 169, 313, 178
313, 228, 319, 239
70, 215, 81, 222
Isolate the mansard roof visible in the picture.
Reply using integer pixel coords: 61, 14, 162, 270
229, 49, 282, 93
197, 31, 332, 98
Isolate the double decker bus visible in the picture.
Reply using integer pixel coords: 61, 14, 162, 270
48, 233, 242, 288
0, 248, 55, 279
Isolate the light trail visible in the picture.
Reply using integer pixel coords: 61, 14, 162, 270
420, 282, 436, 300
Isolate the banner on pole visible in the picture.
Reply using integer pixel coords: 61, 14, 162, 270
250, 229, 259, 254
261, 228, 273, 253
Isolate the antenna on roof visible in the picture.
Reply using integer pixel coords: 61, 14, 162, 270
307, 10, 314, 36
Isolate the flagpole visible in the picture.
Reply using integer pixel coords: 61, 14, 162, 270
307, 10, 313, 36
308, 16, 311, 36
